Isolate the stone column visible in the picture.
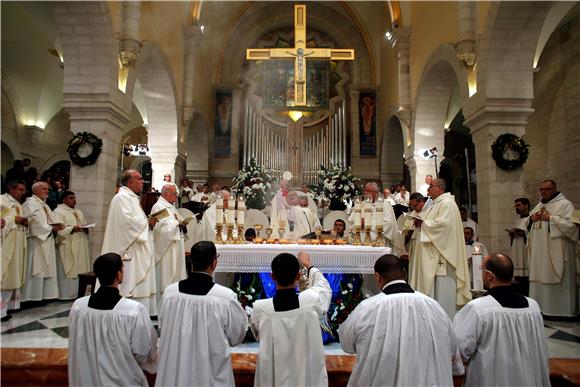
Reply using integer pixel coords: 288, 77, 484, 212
182, 24, 203, 126
395, 27, 411, 127
65, 101, 130, 258
405, 155, 438, 193
456, 1, 477, 67
463, 97, 533, 252
119, 2, 142, 68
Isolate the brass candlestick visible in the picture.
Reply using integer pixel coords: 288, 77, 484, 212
265, 227, 273, 241
278, 227, 286, 241
352, 225, 362, 246
226, 224, 235, 244
214, 224, 224, 244
235, 224, 245, 244
363, 226, 373, 246
373, 225, 385, 247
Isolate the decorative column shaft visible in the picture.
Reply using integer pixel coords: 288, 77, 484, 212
456, 1, 477, 67
119, 1, 142, 68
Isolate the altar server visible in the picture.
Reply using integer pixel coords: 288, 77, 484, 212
102, 170, 157, 315
1, 180, 28, 319
21, 182, 63, 301
250, 252, 332, 387
53, 191, 91, 300
68, 253, 158, 387
454, 253, 550, 386
339, 254, 464, 386
151, 184, 187, 302
528, 179, 578, 317
156, 241, 247, 387
412, 178, 471, 318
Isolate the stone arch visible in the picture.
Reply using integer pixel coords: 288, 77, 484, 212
380, 115, 405, 188
1, 84, 22, 159
476, 2, 552, 100
132, 42, 181, 190
53, 2, 119, 96
185, 112, 209, 183
408, 43, 469, 191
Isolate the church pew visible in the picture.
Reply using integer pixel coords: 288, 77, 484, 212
1, 348, 578, 387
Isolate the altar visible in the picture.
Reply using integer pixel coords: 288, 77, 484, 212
214, 244, 391, 274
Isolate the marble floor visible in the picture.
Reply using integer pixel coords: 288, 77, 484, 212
1, 300, 579, 358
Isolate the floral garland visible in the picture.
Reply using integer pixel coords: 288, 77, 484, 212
231, 158, 274, 210
67, 132, 103, 167
315, 164, 362, 207
491, 134, 530, 170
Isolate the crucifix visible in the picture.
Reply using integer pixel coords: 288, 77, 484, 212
246, 4, 355, 185
246, 4, 355, 107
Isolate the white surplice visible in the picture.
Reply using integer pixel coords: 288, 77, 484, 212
21, 195, 59, 301
101, 186, 157, 315
250, 268, 332, 387
509, 215, 530, 276
68, 296, 158, 387
528, 193, 579, 317
462, 217, 479, 240
453, 295, 550, 386
1, 193, 27, 316
151, 197, 187, 298
339, 286, 464, 386
156, 282, 247, 387
416, 192, 471, 318
53, 204, 91, 300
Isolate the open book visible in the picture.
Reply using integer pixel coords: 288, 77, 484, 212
149, 208, 170, 221
404, 212, 422, 221
1, 205, 11, 218
181, 215, 198, 225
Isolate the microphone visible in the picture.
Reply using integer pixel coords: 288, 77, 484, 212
304, 210, 312, 235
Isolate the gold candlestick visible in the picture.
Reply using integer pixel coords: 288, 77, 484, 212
235, 224, 245, 244
373, 225, 385, 247
363, 226, 373, 246
278, 227, 285, 241
265, 227, 273, 241
226, 224, 235, 244
352, 225, 362, 246
214, 224, 224, 244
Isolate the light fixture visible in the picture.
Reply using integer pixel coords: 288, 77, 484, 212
200, 25, 205, 33
422, 147, 438, 159
288, 110, 303, 122
385, 31, 393, 40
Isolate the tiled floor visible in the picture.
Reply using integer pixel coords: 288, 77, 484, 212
1, 300, 579, 358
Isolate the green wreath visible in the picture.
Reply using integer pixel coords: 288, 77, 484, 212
67, 132, 103, 167
491, 133, 529, 170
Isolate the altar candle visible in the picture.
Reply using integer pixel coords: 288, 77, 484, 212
237, 208, 245, 225
374, 198, 384, 228
354, 211, 361, 227
354, 197, 362, 210
216, 194, 224, 208
472, 244, 483, 291
226, 208, 235, 224
363, 200, 372, 227
228, 197, 236, 211
216, 207, 223, 225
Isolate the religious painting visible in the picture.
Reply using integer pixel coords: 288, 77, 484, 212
214, 91, 232, 157
262, 60, 329, 109
359, 92, 377, 156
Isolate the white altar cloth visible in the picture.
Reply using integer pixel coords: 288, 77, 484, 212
215, 244, 391, 274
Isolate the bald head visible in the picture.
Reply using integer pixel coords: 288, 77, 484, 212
483, 253, 514, 283
374, 254, 407, 285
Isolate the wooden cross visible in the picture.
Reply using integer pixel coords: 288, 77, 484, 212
246, 4, 355, 106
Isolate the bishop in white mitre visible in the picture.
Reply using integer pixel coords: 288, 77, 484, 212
53, 191, 91, 300
21, 182, 63, 302
102, 170, 157, 316
528, 180, 579, 317
413, 179, 471, 318
151, 185, 187, 303
1, 180, 28, 318
270, 191, 316, 240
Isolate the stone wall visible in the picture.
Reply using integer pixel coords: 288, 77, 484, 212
524, 9, 580, 207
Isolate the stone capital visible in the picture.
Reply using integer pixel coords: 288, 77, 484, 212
183, 24, 203, 48
63, 97, 131, 136
463, 96, 534, 135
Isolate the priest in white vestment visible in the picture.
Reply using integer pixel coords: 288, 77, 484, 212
528, 180, 579, 317
156, 241, 247, 387
199, 190, 230, 242
1, 181, 28, 319
69, 253, 158, 387
508, 197, 531, 277
454, 253, 550, 386
339, 254, 464, 386
407, 193, 428, 286
21, 182, 63, 302
418, 174, 433, 197
102, 170, 158, 315
250, 252, 332, 387
191, 184, 212, 204
151, 184, 187, 303
270, 191, 317, 239
53, 191, 91, 300
412, 179, 471, 318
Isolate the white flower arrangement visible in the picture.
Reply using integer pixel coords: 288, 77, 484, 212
232, 158, 274, 210
315, 164, 362, 207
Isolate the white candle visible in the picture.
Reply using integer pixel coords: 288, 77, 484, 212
354, 211, 361, 227
472, 245, 483, 291
374, 208, 383, 229
217, 197, 223, 208
363, 202, 372, 227
226, 208, 235, 224
216, 208, 223, 225
237, 209, 245, 225
228, 198, 236, 210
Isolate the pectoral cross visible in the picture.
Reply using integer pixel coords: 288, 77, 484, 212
246, 4, 355, 106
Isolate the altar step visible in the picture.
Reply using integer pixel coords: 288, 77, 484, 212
2, 348, 579, 387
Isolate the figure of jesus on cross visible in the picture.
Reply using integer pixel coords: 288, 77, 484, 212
247, 4, 355, 106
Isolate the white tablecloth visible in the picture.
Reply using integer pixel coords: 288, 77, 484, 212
215, 244, 391, 274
